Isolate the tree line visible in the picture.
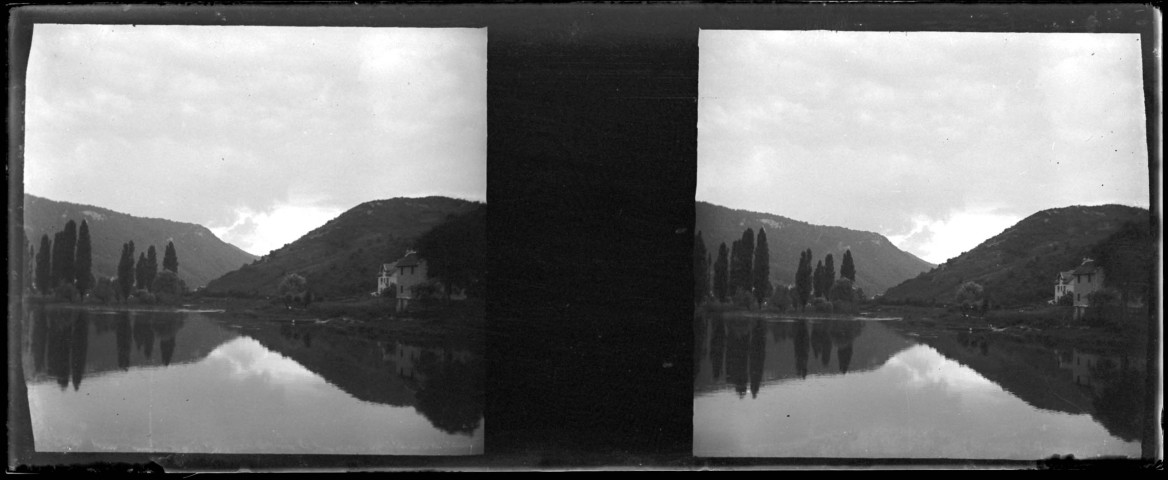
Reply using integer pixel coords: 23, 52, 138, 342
30, 218, 183, 303
695, 228, 861, 312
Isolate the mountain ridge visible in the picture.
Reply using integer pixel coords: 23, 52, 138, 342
882, 204, 1151, 306
696, 201, 934, 296
22, 194, 257, 289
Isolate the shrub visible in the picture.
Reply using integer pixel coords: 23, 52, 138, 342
769, 285, 793, 312
91, 277, 116, 304
731, 289, 756, 310
54, 283, 79, 302
153, 270, 187, 296
830, 278, 856, 304
810, 297, 833, 314
1057, 292, 1074, 307
134, 289, 156, 305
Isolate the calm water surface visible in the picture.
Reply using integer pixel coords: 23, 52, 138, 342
693, 312, 1144, 459
21, 305, 483, 455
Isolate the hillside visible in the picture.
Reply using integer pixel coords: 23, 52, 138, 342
204, 197, 482, 299
22, 194, 257, 289
882, 204, 1151, 306
695, 201, 934, 295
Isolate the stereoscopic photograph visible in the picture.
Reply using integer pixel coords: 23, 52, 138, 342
693, 30, 1154, 459
15, 23, 486, 455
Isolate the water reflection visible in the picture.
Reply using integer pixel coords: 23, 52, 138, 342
23, 305, 483, 454
693, 311, 1143, 459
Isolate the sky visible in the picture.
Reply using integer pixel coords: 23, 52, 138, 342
24, 24, 487, 256
697, 31, 1150, 265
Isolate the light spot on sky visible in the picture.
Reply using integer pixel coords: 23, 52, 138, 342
698, 30, 1149, 264
24, 25, 486, 254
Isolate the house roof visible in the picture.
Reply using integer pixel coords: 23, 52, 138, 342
1056, 270, 1075, 284
1072, 261, 1100, 275
394, 251, 422, 268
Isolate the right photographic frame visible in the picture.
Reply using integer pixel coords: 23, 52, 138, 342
693, 29, 1156, 460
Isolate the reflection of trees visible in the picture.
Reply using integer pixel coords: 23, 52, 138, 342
748, 320, 766, 399
828, 322, 864, 375
116, 312, 132, 370
1091, 364, 1145, 443
69, 310, 90, 391
31, 306, 48, 374
694, 314, 706, 380
810, 323, 832, 367
47, 310, 72, 389
793, 320, 809, 379
133, 316, 155, 359
709, 317, 726, 381
150, 318, 183, 367
724, 322, 751, 398
412, 350, 485, 436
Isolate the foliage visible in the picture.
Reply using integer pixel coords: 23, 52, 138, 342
810, 296, 833, 314
145, 246, 159, 292
163, 241, 179, 273
414, 206, 485, 299
134, 289, 157, 305
92, 277, 116, 304
75, 220, 93, 295
752, 228, 771, 304
955, 281, 984, 306
830, 278, 856, 303
54, 282, 78, 302
823, 253, 836, 299
1057, 291, 1074, 306
278, 273, 308, 295
769, 285, 793, 312
58, 220, 78, 289
694, 231, 709, 305
1090, 220, 1153, 305
840, 249, 856, 282
135, 252, 150, 291
812, 260, 825, 298
794, 249, 813, 310
731, 289, 756, 310
713, 243, 729, 303
117, 242, 136, 301
730, 228, 754, 296
36, 234, 52, 294
152, 270, 187, 304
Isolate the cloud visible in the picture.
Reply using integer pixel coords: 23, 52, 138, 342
697, 31, 1148, 261
25, 25, 486, 252
209, 200, 344, 257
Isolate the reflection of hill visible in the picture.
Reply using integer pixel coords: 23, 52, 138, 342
230, 322, 417, 407
695, 314, 914, 395
232, 322, 484, 436
909, 333, 1146, 443
23, 307, 238, 388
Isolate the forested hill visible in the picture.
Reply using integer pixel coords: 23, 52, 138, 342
695, 201, 934, 295
204, 197, 482, 299
882, 204, 1151, 307
22, 194, 257, 289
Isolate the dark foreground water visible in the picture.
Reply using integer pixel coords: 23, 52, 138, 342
693, 312, 1145, 459
20, 305, 483, 455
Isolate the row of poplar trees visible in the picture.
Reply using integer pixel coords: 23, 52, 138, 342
30, 217, 181, 301
694, 228, 858, 309
694, 228, 772, 305
33, 219, 93, 296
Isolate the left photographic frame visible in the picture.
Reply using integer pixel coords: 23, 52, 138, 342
15, 22, 486, 456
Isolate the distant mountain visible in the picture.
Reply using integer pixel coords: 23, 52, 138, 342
883, 204, 1150, 306
695, 201, 934, 295
204, 197, 482, 299
22, 194, 257, 289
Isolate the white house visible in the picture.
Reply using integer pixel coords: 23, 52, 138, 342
376, 249, 468, 311
1053, 270, 1075, 304
1064, 258, 1104, 319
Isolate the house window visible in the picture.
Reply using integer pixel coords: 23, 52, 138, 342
1087, 274, 1092, 283
1077, 293, 1081, 302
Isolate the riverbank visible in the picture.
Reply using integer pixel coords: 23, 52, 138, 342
20, 294, 484, 344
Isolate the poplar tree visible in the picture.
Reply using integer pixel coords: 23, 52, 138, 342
75, 220, 93, 295
136, 252, 149, 290
714, 243, 729, 302
163, 241, 179, 273
795, 249, 813, 310
813, 260, 825, 298
736, 228, 754, 296
145, 246, 159, 292
752, 228, 771, 303
694, 232, 709, 305
117, 242, 136, 301
36, 234, 52, 294
823, 253, 835, 300
59, 220, 78, 288
840, 249, 856, 282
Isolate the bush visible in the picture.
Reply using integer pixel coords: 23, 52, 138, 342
54, 282, 79, 302
1057, 292, 1074, 306
91, 277, 116, 304
134, 289, 156, 305
153, 270, 187, 296
810, 297, 833, 314
731, 289, 756, 310
769, 285, 793, 312
830, 278, 856, 303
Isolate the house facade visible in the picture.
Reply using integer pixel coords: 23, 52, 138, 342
376, 249, 468, 311
1053, 270, 1075, 304
1060, 258, 1104, 319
